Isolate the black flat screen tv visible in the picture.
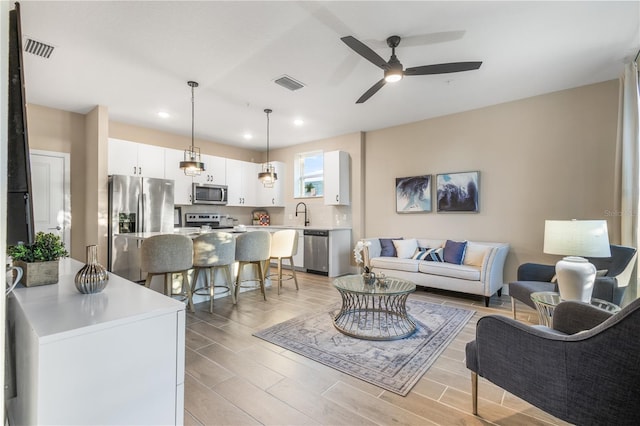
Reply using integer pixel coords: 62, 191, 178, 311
7, 2, 35, 246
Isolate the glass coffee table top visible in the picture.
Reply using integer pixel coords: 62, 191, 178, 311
333, 274, 416, 295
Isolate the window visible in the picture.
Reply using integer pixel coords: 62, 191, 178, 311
294, 151, 323, 198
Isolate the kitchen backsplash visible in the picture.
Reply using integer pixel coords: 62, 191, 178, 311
179, 202, 351, 228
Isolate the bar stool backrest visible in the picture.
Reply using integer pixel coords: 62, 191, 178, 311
141, 234, 193, 274
193, 232, 235, 267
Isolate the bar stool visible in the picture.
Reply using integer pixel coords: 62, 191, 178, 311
141, 234, 194, 312
268, 229, 299, 295
234, 231, 271, 303
191, 232, 236, 312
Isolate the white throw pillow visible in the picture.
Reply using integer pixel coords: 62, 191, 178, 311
393, 239, 418, 259
463, 243, 489, 267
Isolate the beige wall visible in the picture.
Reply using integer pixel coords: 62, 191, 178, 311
27, 104, 83, 153
26, 80, 621, 285
364, 80, 620, 282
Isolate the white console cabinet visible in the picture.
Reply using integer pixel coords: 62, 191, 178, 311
7, 258, 186, 425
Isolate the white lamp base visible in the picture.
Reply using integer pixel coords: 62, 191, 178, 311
555, 256, 597, 302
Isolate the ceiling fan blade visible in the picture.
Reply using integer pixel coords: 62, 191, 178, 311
356, 79, 386, 104
404, 61, 482, 76
341, 36, 389, 70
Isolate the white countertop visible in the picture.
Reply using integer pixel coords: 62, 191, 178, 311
9, 258, 184, 343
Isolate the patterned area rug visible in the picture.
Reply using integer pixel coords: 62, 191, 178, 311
253, 299, 474, 395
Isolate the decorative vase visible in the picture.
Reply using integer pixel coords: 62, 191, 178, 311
75, 245, 109, 294
15, 260, 59, 287
362, 271, 376, 286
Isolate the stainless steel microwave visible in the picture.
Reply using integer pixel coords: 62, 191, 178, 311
192, 183, 228, 205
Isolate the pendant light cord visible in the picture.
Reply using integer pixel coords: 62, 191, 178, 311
191, 83, 195, 150
265, 108, 272, 166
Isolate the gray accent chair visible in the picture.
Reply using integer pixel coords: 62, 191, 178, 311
509, 244, 637, 318
465, 298, 640, 424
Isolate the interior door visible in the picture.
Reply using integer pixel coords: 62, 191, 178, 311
30, 150, 70, 250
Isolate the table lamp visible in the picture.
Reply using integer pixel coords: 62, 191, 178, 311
543, 219, 611, 302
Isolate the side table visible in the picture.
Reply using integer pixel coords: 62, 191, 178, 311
530, 291, 621, 328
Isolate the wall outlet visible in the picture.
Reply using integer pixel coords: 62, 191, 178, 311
288, 214, 293, 220
343, 214, 347, 220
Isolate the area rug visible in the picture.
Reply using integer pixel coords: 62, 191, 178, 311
253, 299, 474, 396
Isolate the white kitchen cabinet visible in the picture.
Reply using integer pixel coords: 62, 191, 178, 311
324, 150, 350, 205
193, 155, 226, 186
226, 159, 258, 206
164, 147, 193, 205
108, 138, 165, 178
7, 258, 185, 425
257, 161, 285, 207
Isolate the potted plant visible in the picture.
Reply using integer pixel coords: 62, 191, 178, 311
7, 232, 69, 287
305, 182, 316, 196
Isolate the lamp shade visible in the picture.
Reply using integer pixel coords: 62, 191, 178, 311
543, 220, 611, 258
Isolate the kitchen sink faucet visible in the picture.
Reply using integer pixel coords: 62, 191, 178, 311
295, 202, 310, 226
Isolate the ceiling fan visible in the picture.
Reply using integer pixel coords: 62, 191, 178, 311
341, 35, 482, 104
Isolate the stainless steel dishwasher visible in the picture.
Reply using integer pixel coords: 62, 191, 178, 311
303, 229, 329, 276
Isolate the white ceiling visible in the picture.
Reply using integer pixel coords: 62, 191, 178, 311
18, 1, 640, 151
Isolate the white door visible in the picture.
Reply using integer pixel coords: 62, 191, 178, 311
30, 150, 71, 251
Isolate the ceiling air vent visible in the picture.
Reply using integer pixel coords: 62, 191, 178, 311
24, 37, 55, 59
274, 75, 305, 91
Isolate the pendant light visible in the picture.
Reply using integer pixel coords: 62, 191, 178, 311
258, 108, 278, 187
179, 81, 205, 176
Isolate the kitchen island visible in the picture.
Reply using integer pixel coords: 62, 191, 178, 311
7, 258, 186, 425
123, 224, 352, 278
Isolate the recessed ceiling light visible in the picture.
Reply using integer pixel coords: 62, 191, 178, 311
157, 111, 170, 119
243, 133, 253, 140
294, 118, 304, 126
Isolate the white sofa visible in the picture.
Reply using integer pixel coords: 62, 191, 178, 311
363, 238, 510, 306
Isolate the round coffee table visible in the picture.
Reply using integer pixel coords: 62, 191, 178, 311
332, 274, 416, 340
530, 291, 621, 328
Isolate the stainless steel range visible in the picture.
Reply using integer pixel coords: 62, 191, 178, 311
184, 213, 232, 229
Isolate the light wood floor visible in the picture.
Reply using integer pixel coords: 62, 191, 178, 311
184, 272, 570, 426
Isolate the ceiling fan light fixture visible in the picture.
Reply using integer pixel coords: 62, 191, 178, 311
384, 70, 403, 83
384, 58, 403, 83
180, 81, 206, 176
258, 108, 278, 187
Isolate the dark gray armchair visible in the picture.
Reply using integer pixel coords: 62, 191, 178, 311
509, 244, 637, 318
465, 298, 640, 424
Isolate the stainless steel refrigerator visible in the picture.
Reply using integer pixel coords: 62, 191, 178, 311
108, 174, 174, 281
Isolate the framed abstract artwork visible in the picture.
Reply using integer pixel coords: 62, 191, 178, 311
395, 175, 432, 213
436, 171, 479, 212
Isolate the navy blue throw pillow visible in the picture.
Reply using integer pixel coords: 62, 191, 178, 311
379, 238, 403, 257
443, 240, 467, 264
